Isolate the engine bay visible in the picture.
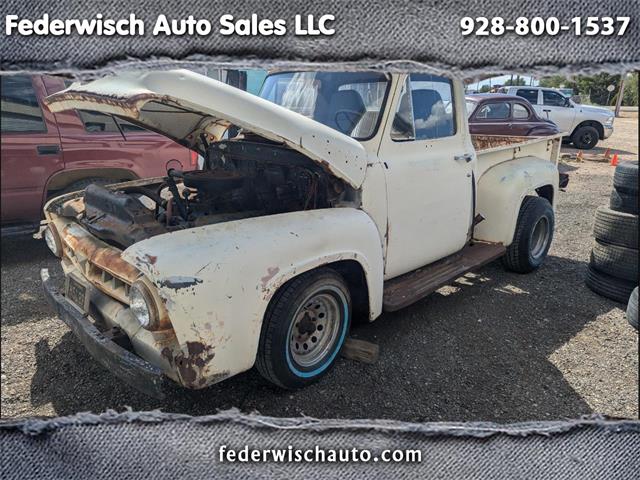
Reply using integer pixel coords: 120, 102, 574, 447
68, 139, 355, 249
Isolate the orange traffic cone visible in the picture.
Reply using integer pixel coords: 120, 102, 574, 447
604, 148, 611, 161
576, 151, 583, 162
611, 153, 619, 166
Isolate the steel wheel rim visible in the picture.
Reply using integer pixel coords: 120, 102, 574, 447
582, 132, 593, 145
289, 291, 342, 368
530, 216, 550, 259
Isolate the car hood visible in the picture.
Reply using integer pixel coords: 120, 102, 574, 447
572, 103, 614, 117
43, 69, 368, 189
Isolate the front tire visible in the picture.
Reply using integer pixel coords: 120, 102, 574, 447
256, 268, 351, 389
502, 196, 555, 273
571, 125, 599, 150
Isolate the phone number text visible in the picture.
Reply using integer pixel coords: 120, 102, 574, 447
460, 17, 630, 36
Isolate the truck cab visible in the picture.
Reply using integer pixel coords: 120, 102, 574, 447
39, 70, 561, 397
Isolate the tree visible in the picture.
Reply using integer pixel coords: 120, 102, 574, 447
539, 73, 627, 105
503, 77, 527, 86
622, 72, 638, 106
479, 84, 491, 93
539, 75, 576, 90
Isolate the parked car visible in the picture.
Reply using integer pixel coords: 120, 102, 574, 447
466, 94, 561, 137
496, 86, 614, 149
0, 74, 197, 237
40, 70, 562, 397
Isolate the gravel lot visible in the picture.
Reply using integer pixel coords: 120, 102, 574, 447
1, 114, 638, 421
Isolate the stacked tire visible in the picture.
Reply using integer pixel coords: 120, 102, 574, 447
586, 161, 639, 306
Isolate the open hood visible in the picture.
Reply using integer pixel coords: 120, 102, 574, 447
44, 70, 368, 189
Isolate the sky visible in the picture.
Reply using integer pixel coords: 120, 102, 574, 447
467, 75, 540, 91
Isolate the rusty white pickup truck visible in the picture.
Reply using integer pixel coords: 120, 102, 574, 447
40, 70, 561, 398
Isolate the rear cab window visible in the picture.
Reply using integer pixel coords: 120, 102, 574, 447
391, 74, 456, 141
1, 76, 47, 133
465, 100, 477, 118
512, 103, 532, 119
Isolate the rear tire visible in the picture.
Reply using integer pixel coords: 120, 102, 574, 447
627, 287, 638, 330
586, 265, 636, 304
571, 125, 599, 150
609, 189, 639, 215
593, 206, 638, 249
590, 240, 638, 282
502, 196, 554, 273
256, 268, 351, 389
613, 161, 639, 194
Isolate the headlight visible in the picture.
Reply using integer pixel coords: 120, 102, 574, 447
43, 225, 62, 257
129, 279, 171, 330
129, 281, 159, 329
605, 116, 614, 127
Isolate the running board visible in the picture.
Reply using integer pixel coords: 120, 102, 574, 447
382, 242, 506, 312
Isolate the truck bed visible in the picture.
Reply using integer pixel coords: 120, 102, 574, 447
473, 134, 562, 179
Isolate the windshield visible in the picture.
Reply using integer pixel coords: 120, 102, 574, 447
259, 71, 390, 140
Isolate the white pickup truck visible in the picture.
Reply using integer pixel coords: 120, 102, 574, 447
497, 86, 614, 149
40, 70, 561, 397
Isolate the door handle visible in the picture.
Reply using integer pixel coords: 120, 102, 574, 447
37, 145, 60, 155
454, 153, 473, 163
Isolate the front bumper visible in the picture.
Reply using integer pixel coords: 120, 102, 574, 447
41, 268, 170, 399
603, 125, 614, 139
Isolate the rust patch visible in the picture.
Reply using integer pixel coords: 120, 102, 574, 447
471, 135, 531, 152
260, 266, 280, 289
61, 224, 141, 302
161, 341, 216, 388
143, 254, 158, 265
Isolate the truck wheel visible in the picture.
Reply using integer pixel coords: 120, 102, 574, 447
256, 268, 351, 389
627, 287, 638, 330
613, 161, 639, 194
585, 265, 636, 304
593, 206, 638, 249
590, 240, 639, 283
610, 189, 639, 215
60, 177, 113, 195
502, 196, 554, 273
571, 125, 599, 150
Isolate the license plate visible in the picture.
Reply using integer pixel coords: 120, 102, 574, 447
66, 275, 88, 313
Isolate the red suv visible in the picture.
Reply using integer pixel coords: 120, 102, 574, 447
1, 74, 197, 236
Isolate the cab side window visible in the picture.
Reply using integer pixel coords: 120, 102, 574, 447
77, 110, 147, 133
391, 74, 455, 141
77, 110, 121, 133
543, 90, 567, 107
474, 102, 511, 120
515, 89, 539, 104
0, 76, 47, 133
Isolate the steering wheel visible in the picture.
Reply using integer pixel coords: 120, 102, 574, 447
334, 109, 362, 134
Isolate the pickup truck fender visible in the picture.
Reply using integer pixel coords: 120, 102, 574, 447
474, 156, 559, 246
122, 208, 384, 387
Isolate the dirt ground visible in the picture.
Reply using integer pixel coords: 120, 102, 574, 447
1, 113, 638, 421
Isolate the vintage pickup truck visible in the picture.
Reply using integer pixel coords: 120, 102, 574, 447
40, 70, 561, 397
